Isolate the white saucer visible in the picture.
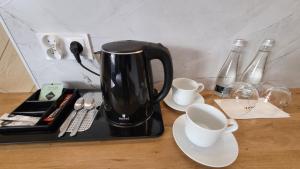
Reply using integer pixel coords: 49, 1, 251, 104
172, 115, 239, 168
163, 90, 205, 112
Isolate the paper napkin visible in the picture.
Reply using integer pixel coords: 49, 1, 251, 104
214, 99, 290, 119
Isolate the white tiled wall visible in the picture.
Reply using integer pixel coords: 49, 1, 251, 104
1, 0, 300, 89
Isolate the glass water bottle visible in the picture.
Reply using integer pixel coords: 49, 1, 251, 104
240, 39, 275, 85
215, 39, 246, 96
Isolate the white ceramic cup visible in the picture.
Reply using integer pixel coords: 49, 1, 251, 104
185, 104, 238, 147
172, 78, 205, 106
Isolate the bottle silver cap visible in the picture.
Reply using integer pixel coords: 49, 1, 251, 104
233, 39, 246, 47
262, 39, 275, 47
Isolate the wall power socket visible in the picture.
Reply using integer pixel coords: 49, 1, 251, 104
36, 33, 94, 60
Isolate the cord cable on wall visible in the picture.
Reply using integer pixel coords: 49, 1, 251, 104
70, 41, 100, 76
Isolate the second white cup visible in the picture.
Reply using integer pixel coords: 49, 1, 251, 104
185, 104, 238, 147
172, 78, 204, 106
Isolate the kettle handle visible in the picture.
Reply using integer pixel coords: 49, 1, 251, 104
144, 43, 173, 103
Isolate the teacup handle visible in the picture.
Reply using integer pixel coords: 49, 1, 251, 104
224, 119, 238, 133
197, 83, 205, 93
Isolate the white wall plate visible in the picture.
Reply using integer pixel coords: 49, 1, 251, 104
36, 33, 94, 60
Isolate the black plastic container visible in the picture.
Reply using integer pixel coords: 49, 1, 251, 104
0, 89, 79, 133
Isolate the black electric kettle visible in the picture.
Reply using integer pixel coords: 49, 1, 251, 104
100, 40, 173, 126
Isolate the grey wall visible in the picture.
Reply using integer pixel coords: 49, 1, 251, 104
1, 0, 300, 89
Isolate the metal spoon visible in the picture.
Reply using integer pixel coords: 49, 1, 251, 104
58, 97, 84, 138
70, 97, 95, 137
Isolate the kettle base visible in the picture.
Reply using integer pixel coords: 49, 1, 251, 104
104, 106, 155, 128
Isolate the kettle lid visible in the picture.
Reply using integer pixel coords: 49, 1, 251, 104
102, 40, 145, 54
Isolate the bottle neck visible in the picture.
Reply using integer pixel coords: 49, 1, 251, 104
231, 46, 243, 52
259, 45, 273, 52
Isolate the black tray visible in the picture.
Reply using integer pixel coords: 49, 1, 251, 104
0, 89, 79, 133
0, 100, 164, 144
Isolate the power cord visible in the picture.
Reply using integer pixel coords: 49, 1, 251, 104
70, 41, 100, 76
